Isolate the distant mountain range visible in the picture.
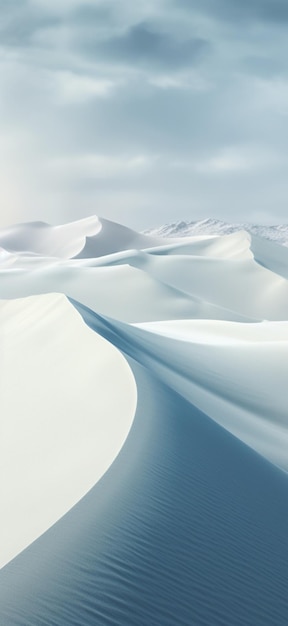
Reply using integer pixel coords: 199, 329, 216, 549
145, 218, 288, 246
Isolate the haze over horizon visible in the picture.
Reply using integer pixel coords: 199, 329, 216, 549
0, 0, 288, 229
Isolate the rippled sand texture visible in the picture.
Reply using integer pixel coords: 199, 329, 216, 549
1, 216, 288, 625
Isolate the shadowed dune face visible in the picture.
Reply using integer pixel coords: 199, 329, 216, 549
71, 299, 288, 472
0, 363, 288, 626
1, 216, 288, 624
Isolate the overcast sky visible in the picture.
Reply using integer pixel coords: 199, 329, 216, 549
0, 0, 288, 228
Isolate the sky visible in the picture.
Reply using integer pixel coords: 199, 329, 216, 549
0, 0, 288, 229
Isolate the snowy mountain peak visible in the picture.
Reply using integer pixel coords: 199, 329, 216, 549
145, 218, 288, 246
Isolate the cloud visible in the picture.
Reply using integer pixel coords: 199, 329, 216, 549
69, 3, 114, 25
0, 2, 60, 47
178, 0, 288, 24
47, 153, 157, 180
0, 0, 287, 228
80, 22, 210, 69
172, 145, 284, 175
53, 72, 116, 104
224, 0, 288, 22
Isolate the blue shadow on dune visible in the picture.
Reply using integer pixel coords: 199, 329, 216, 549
0, 304, 288, 625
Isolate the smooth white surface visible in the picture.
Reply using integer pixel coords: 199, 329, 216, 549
0, 293, 136, 568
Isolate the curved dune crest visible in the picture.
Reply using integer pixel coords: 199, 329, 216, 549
1, 361, 288, 626
0, 215, 166, 260
72, 300, 288, 471
73, 216, 167, 258
0, 216, 102, 258
0, 293, 136, 569
1, 216, 288, 624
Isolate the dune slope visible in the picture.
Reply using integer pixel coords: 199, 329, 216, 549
0, 293, 136, 569
0, 216, 288, 625
0, 361, 287, 625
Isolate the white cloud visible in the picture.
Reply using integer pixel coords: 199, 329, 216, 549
0, 0, 287, 228
172, 146, 283, 175
250, 77, 288, 116
46, 153, 158, 179
148, 71, 212, 91
53, 71, 116, 103
29, 0, 98, 15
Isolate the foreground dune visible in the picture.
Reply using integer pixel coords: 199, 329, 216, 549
0, 216, 288, 624
0, 293, 136, 569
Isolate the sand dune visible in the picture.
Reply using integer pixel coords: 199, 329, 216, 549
71, 300, 288, 471
0, 293, 136, 569
0, 216, 101, 258
0, 216, 288, 624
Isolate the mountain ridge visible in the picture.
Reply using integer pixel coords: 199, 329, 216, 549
144, 218, 288, 246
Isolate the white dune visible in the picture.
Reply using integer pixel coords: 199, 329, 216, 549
1, 215, 288, 625
134, 318, 288, 470
0, 216, 101, 259
0, 293, 136, 568
0, 215, 167, 261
